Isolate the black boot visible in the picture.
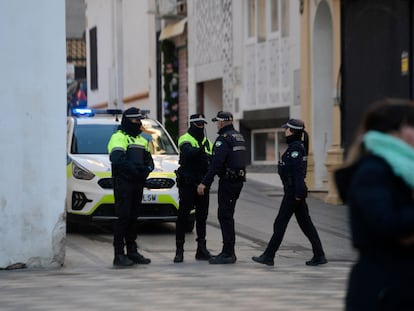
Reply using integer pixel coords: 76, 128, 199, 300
209, 242, 236, 264
195, 238, 211, 260
128, 251, 151, 264
252, 254, 274, 266
126, 245, 151, 264
173, 240, 184, 263
306, 255, 328, 266
208, 252, 237, 264
113, 254, 134, 267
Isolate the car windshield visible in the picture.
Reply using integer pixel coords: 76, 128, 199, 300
71, 122, 178, 155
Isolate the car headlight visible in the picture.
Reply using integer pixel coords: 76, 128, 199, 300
72, 161, 95, 180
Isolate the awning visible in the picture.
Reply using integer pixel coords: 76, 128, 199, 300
159, 18, 187, 41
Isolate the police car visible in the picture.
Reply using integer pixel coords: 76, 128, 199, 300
66, 108, 194, 231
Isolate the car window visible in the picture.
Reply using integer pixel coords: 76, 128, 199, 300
71, 122, 178, 155
71, 124, 118, 154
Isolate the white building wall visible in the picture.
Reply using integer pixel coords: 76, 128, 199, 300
0, 0, 66, 268
240, 0, 301, 114
288, 0, 302, 118
86, 0, 154, 112
147, 0, 158, 116
85, 0, 114, 107
66, 0, 86, 38
122, 0, 151, 110
187, 0, 233, 113
188, 0, 300, 119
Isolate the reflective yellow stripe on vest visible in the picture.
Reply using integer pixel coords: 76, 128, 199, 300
178, 132, 212, 155
108, 130, 150, 154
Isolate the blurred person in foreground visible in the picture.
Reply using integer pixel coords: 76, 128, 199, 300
173, 114, 213, 263
107, 107, 154, 267
252, 119, 327, 267
335, 98, 414, 310
197, 111, 247, 264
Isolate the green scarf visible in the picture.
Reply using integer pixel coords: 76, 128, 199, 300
364, 130, 414, 188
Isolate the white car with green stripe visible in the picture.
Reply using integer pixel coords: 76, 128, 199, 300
66, 108, 195, 232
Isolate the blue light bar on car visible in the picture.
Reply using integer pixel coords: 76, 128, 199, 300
72, 108, 95, 117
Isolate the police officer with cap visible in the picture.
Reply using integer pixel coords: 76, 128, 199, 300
197, 111, 247, 264
173, 114, 213, 263
252, 118, 327, 266
107, 107, 154, 267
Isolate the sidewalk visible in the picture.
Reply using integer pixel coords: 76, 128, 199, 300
0, 168, 352, 311
247, 172, 283, 188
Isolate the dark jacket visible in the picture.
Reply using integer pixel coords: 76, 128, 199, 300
201, 124, 247, 187
108, 130, 154, 182
176, 131, 212, 183
278, 140, 307, 199
335, 155, 414, 310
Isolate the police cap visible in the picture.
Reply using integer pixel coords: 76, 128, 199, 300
212, 111, 233, 122
124, 107, 144, 120
282, 118, 305, 130
189, 113, 207, 125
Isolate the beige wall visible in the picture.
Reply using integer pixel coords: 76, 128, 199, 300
301, 0, 343, 204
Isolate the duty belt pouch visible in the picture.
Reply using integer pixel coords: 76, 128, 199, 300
175, 171, 194, 187
225, 169, 246, 182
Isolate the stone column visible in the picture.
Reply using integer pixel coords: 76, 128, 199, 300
324, 0, 343, 205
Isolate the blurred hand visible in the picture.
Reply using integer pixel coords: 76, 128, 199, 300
197, 183, 206, 196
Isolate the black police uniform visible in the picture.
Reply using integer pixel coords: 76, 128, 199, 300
252, 121, 326, 266
201, 111, 247, 264
174, 114, 213, 262
107, 107, 154, 267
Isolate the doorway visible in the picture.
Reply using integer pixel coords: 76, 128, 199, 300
312, 1, 333, 189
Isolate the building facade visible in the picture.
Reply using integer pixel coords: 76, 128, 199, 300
185, 0, 343, 201
84, 0, 158, 116
186, 0, 302, 166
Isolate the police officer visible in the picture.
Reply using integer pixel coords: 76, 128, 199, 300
107, 107, 154, 267
252, 119, 327, 266
173, 114, 213, 263
197, 111, 247, 264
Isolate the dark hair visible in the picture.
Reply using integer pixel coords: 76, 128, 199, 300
290, 127, 309, 156
362, 98, 414, 133
344, 98, 414, 165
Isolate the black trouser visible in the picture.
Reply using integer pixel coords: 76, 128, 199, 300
217, 178, 244, 255
263, 195, 325, 259
176, 182, 209, 241
113, 177, 144, 255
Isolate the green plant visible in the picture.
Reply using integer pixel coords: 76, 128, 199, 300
161, 40, 179, 143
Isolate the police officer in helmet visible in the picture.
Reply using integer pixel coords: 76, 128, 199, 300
107, 107, 154, 267
252, 118, 327, 266
198, 111, 247, 264
173, 114, 213, 263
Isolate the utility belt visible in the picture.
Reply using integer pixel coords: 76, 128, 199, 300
222, 168, 246, 182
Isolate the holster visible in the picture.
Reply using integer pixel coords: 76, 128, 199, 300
175, 171, 195, 188
224, 168, 246, 182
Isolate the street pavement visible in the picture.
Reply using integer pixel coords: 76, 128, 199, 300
0, 172, 355, 311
